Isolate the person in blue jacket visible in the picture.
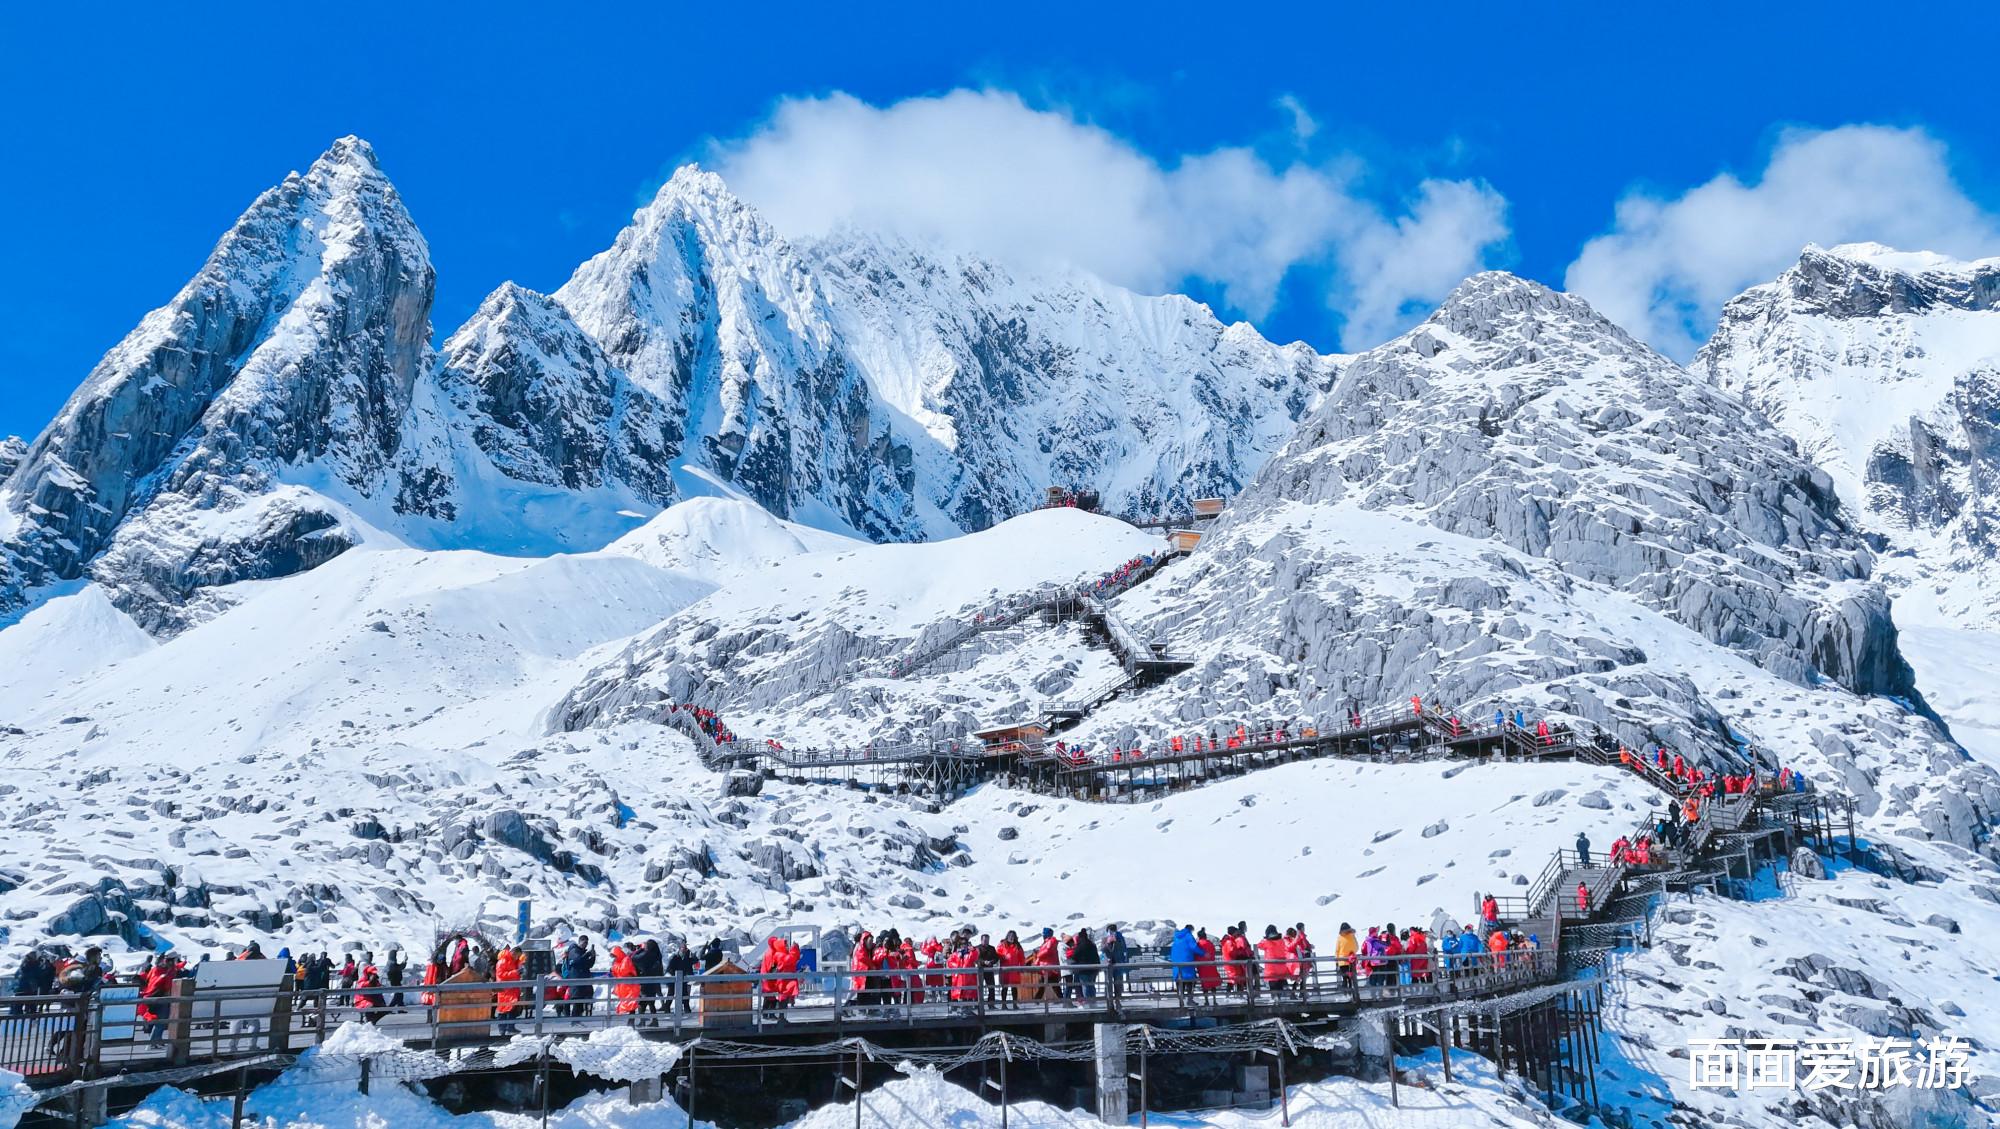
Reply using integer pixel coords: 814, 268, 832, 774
559, 936, 597, 1017
1168, 925, 1202, 1006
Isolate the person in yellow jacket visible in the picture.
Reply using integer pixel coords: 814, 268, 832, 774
1333, 923, 1359, 988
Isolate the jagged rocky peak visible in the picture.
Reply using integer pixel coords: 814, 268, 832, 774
0, 135, 435, 628
1216, 269, 1910, 703
1695, 243, 2000, 627
432, 281, 674, 501
555, 164, 832, 395
1768, 241, 2000, 317
0, 436, 23, 481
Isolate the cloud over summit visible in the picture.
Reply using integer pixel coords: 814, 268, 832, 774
712, 89, 1509, 351
1565, 124, 2000, 357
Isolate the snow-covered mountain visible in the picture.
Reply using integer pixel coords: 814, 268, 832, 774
0, 140, 1331, 634
0, 138, 434, 633
6, 138, 2000, 1128
1695, 243, 2000, 762
1697, 243, 2000, 612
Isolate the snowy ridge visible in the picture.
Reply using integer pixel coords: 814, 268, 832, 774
0, 143, 1331, 632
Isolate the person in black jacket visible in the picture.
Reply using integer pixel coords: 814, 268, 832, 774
664, 942, 698, 1015
11, 951, 52, 1014
386, 949, 407, 1009
975, 934, 1000, 1005
635, 940, 665, 1022
1067, 928, 1101, 1001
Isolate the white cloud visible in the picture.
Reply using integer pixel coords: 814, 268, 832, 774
1565, 125, 2000, 358
711, 89, 1508, 350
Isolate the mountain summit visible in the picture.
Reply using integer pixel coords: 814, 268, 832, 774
1696, 243, 2000, 625
0, 136, 435, 630
0, 142, 1333, 631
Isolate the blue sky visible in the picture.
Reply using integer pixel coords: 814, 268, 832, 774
2, 1, 1997, 441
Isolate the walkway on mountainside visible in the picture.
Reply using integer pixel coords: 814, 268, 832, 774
2, 949, 1556, 1092
5, 766, 1863, 1129
711, 693, 1709, 808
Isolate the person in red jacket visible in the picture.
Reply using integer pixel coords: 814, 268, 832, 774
1026, 928, 1061, 1003
1289, 923, 1315, 996
1219, 927, 1253, 994
849, 932, 878, 1007
1405, 927, 1430, 983
138, 954, 181, 1046
1481, 894, 1500, 932
949, 938, 978, 1003
758, 938, 788, 1017
996, 932, 1027, 1009
921, 937, 945, 1002
611, 944, 641, 1017
897, 940, 920, 1007
1193, 929, 1221, 1005
1256, 926, 1294, 992
1382, 926, 1405, 986
353, 960, 385, 1023
1576, 881, 1590, 915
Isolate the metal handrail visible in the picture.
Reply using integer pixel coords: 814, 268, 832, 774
0, 948, 1560, 1082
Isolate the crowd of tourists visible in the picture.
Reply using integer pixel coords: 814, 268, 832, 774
1088, 554, 1159, 599
10, 907, 1560, 1038
666, 703, 736, 746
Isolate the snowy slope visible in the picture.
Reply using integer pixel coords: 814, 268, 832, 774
0, 546, 712, 767
558, 507, 1162, 732
0, 584, 154, 719
603, 496, 861, 585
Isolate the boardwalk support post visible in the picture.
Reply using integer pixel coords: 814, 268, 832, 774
1136, 1035, 1149, 1129
232, 1065, 249, 1129
1093, 1023, 1129, 1126
1384, 1013, 1398, 1107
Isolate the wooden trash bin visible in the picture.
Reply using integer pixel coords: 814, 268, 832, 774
696, 960, 751, 1023
435, 968, 494, 1037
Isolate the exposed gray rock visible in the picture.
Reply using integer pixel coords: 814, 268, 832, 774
484, 809, 555, 863
1924, 913, 1961, 934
